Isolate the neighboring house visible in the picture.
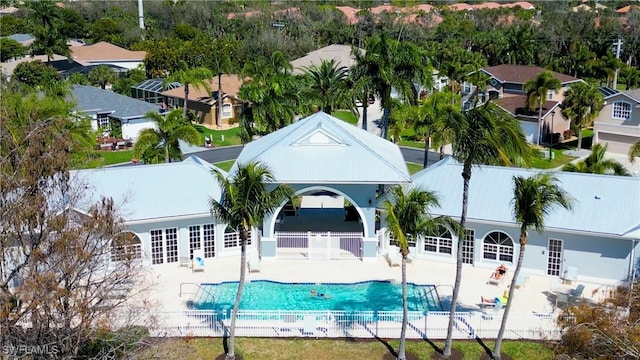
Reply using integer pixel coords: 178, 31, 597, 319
290, 44, 361, 75
1, 54, 69, 79
403, 157, 640, 285
70, 85, 161, 141
466, 64, 583, 144
593, 87, 640, 154
69, 41, 146, 70
131, 78, 181, 105
5, 33, 34, 46
160, 74, 244, 128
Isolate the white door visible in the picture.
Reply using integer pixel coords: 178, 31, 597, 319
547, 238, 563, 276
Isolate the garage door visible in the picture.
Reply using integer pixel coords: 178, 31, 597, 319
597, 133, 638, 154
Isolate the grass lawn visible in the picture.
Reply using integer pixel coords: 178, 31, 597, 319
331, 110, 358, 125
138, 338, 555, 360
195, 125, 243, 147
406, 162, 424, 175
213, 160, 235, 172
529, 148, 576, 169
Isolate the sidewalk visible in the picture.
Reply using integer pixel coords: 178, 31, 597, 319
559, 148, 640, 176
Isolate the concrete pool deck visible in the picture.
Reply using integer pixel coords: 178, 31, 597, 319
137, 255, 616, 316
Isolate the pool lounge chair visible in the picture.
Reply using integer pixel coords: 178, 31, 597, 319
387, 245, 401, 267
248, 249, 261, 273
514, 272, 529, 288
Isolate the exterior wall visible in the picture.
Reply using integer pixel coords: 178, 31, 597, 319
86, 60, 143, 70
593, 93, 640, 154
403, 220, 634, 284
120, 117, 156, 141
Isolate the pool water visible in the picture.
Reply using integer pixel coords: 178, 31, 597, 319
192, 280, 440, 312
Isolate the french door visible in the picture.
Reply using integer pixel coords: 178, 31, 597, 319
547, 238, 563, 276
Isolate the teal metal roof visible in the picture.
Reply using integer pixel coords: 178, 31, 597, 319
231, 112, 411, 184
70, 156, 223, 223
411, 157, 640, 238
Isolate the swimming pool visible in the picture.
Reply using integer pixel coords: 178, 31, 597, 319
191, 280, 441, 312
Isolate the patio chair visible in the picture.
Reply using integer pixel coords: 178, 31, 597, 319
562, 266, 578, 284
514, 272, 529, 289
568, 284, 585, 300
387, 245, 401, 267
556, 293, 569, 308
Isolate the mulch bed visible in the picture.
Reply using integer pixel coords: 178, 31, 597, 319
431, 348, 464, 360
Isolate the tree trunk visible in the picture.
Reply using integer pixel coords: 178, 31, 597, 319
493, 231, 527, 360
226, 227, 249, 360
423, 133, 430, 168
577, 126, 583, 150
217, 73, 223, 127
362, 94, 368, 131
444, 162, 471, 358
439, 144, 445, 160
164, 144, 170, 163
381, 106, 391, 139
537, 103, 543, 146
183, 84, 190, 119
398, 255, 408, 360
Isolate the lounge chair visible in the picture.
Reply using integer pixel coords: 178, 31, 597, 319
481, 301, 503, 320
568, 284, 585, 300
562, 266, 578, 284
248, 249, 261, 273
387, 245, 401, 267
514, 272, 529, 289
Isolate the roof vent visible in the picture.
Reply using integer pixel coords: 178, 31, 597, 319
594, 195, 601, 200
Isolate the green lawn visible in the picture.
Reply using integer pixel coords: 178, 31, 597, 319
138, 338, 554, 360
331, 110, 358, 125
194, 125, 243, 147
213, 160, 235, 172
406, 162, 424, 175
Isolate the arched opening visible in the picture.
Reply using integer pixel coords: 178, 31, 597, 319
111, 231, 142, 262
423, 225, 453, 255
482, 231, 514, 263
271, 187, 366, 259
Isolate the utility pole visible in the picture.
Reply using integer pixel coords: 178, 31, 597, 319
138, 0, 145, 39
613, 38, 622, 89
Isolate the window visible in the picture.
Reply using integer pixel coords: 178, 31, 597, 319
224, 227, 251, 248
482, 231, 514, 262
547, 90, 553, 100
189, 225, 201, 257
390, 235, 416, 248
111, 232, 142, 262
462, 229, 474, 264
463, 82, 471, 94
97, 113, 110, 129
203, 224, 215, 258
222, 104, 232, 118
423, 226, 453, 255
612, 101, 632, 120
165, 228, 178, 263
151, 230, 163, 265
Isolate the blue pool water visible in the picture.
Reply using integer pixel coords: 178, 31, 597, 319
192, 280, 440, 312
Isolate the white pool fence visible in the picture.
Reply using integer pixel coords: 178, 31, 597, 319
153, 309, 568, 340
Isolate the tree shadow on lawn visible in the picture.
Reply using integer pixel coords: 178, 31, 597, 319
475, 336, 513, 360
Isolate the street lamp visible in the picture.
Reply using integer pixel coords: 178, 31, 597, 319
549, 110, 556, 161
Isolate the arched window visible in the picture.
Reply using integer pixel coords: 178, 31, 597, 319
111, 232, 142, 262
224, 226, 251, 248
423, 226, 453, 255
482, 231, 513, 262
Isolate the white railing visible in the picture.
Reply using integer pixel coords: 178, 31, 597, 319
153, 309, 563, 340
275, 231, 362, 260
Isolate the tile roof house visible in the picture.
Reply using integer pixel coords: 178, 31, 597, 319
160, 75, 244, 128
467, 65, 583, 144
407, 157, 640, 285
593, 87, 640, 155
69, 41, 146, 70
290, 44, 362, 75
70, 85, 161, 141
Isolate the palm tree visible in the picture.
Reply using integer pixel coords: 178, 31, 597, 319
422, 91, 463, 164
492, 173, 573, 360
442, 102, 532, 358
352, 34, 431, 139
88, 65, 117, 89
524, 71, 561, 146
26, 0, 70, 63
132, 109, 201, 164
210, 51, 233, 127
304, 59, 352, 115
563, 143, 629, 176
165, 61, 213, 118
383, 185, 442, 360
210, 162, 292, 360
561, 82, 604, 150
629, 140, 640, 164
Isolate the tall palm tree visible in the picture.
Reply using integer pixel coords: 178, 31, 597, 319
421, 90, 462, 165
383, 185, 442, 360
88, 65, 117, 89
561, 82, 604, 150
304, 59, 352, 114
524, 71, 561, 146
352, 34, 431, 139
629, 140, 640, 164
165, 61, 213, 118
210, 51, 233, 127
492, 173, 573, 360
563, 143, 629, 176
210, 162, 292, 360
442, 102, 532, 358
132, 109, 201, 164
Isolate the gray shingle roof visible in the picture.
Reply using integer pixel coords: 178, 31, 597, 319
70, 85, 161, 119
